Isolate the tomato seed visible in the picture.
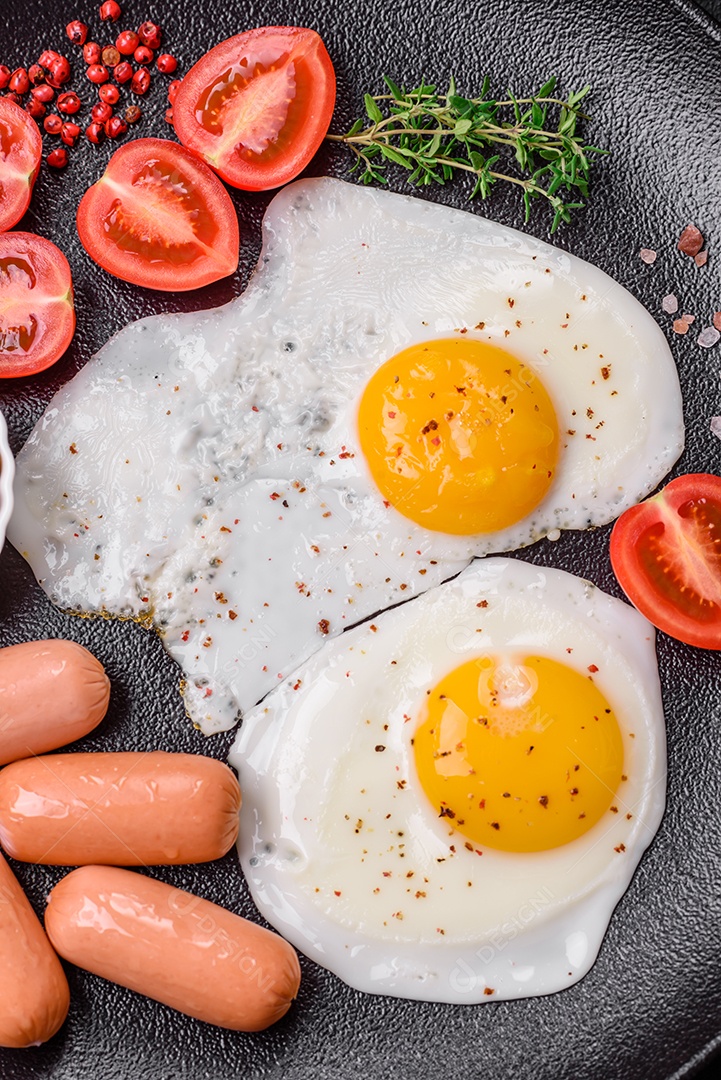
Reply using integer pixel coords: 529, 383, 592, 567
113, 61, 133, 84
101, 45, 121, 68
116, 30, 139, 55
57, 91, 81, 114
156, 54, 177, 75
87, 64, 110, 84
47, 146, 69, 167
83, 41, 101, 64
137, 21, 161, 49
131, 67, 151, 95
99, 83, 119, 104
66, 20, 88, 45
43, 113, 63, 134
124, 104, 141, 123
9, 68, 30, 94
99, 1, 122, 21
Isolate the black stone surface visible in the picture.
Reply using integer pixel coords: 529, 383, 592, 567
2, 0, 721, 1077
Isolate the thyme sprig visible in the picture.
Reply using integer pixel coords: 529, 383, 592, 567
326, 76, 607, 231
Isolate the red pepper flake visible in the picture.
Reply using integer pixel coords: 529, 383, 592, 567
490, 821, 500, 830
600, 366, 611, 380
318, 618, 330, 635
387, 410, 396, 419
228, 611, 238, 620
251, 405, 259, 412
677, 223, 704, 257
270, 492, 280, 501
588, 663, 599, 673
180, 630, 190, 642
204, 688, 213, 698
219, 526, 232, 533
614, 843, 626, 853
483, 987, 495, 996
439, 806, 455, 819
382, 871, 392, 878
334, 890, 341, 897
538, 795, 549, 808
69, 443, 78, 454
507, 297, 515, 308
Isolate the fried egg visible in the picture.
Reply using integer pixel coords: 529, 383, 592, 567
229, 557, 666, 1002
8, 178, 683, 733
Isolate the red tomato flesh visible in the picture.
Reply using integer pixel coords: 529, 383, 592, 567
0, 232, 75, 378
610, 473, 721, 649
173, 26, 336, 191
76, 138, 239, 291
0, 99, 42, 232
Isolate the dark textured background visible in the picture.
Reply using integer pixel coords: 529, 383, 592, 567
2, 0, 721, 1077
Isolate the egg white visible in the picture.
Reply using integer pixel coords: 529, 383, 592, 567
8, 178, 683, 732
229, 557, 666, 1003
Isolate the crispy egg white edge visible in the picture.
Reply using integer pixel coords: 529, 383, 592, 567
229, 556, 666, 1003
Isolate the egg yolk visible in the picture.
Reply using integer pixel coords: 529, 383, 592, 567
413, 655, 624, 853
357, 338, 559, 535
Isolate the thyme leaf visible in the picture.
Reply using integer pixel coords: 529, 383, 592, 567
326, 75, 607, 231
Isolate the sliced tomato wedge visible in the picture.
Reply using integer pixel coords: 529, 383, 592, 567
610, 473, 721, 649
0, 98, 42, 233
76, 138, 239, 291
173, 26, 336, 191
0, 232, 75, 378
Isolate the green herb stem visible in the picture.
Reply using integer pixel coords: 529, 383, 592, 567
325, 76, 607, 231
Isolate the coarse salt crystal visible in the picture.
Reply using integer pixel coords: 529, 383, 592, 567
695, 250, 708, 268
639, 248, 657, 264
682, 313, 695, 324
698, 326, 720, 348
713, 312, 721, 332
662, 294, 679, 314
673, 319, 689, 335
711, 417, 721, 440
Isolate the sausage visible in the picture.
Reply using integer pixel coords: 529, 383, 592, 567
0, 751, 240, 866
0, 639, 110, 765
45, 865, 301, 1031
0, 851, 70, 1048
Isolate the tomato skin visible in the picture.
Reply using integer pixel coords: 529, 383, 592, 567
173, 26, 336, 191
76, 138, 239, 291
0, 232, 75, 378
0, 99, 42, 232
610, 473, 721, 650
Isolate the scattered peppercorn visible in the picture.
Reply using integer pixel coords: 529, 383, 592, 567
83, 41, 101, 64
47, 146, 69, 167
86, 63, 109, 84
43, 113, 63, 134
57, 91, 81, 114
156, 53, 177, 74
99, 2, 122, 22
131, 66, 151, 95
66, 20, 89, 45
98, 82, 119, 104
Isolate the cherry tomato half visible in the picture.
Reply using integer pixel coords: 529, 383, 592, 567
173, 26, 336, 191
0, 232, 75, 378
0, 98, 43, 232
610, 473, 721, 650
76, 138, 239, 291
